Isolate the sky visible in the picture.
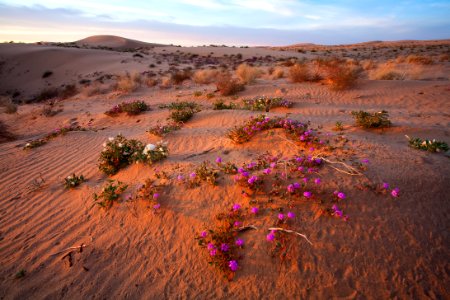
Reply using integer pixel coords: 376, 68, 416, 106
0, 0, 449, 46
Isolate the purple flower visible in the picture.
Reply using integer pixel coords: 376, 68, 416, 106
270, 162, 277, 168
295, 157, 304, 162
232, 203, 241, 211
248, 175, 258, 185
361, 158, 370, 164
297, 166, 304, 172
235, 238, 244, 247
302, 177, 308, 183
287, 212, 295, 219
382, 182, 389, 189
238, 167, 245, 174
233, 221, 242, 228
200, 231, 208, 238
266, 232, 275, 242
247, 162, 256, 169
335, 210, 343, 217
337, 192, 346, 200
293, 182, 301, 189
263, 168, 271, 175
241, 171, 249, 178
209, 249, 217, 256
207, 243, 215, 250
303, 191, 312, 198
309, 147, 315, 152
300, 135, 306, 141
153, 193, 160, 200
177, 174, 184, 181
391, 188, 400, 198
315, 158, 322, 164
278, 213, 284, 221
153, 203, 161, 210
287, 184, 295, 193
314, 178, 321, 184
250, 207, 259, 214
216, 156, 222, 163
220, 243, 229, 252
229, 260, 238, 272
189, 172, 196, 179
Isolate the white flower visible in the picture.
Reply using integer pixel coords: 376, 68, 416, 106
422, 141, 427, 146
118, 143, 123, 148
67, 176, 72, 180
108, 137, 114, 142
143, 143, 156, 155
26, 143, 31, 147
102, 143, 106, 147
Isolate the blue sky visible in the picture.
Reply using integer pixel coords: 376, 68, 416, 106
0, 0, 449, 45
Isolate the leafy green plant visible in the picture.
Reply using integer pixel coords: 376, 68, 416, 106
98, 135, 144, 175
213, 99, 237, 110
351, 110, 391, 128
170, 108, 194, 123
194, 161, 220, 186
334, 121, 344, 131
406, 136, 449, 152
93, 180, 128, 208
64, 173, 85, 189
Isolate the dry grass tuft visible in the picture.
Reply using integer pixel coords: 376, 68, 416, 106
406, 55, 434, 65
236, 64, 261, 84
115, 73, 141, 93
193, 69, 219, 84
271, 67, 284, 79
0, 96, 18, 114
0, 120, 15, 143
320, 59, 359, 90
215, 72, 245, 96
288, 63, 311, 83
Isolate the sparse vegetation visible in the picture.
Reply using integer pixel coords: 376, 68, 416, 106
93, 180, 128, 209
193, 69, 219, 84
351, 110, 391, 128
64, 173, 86, 189
105, 100, 149, 116
236, 63, 261, 84
406, 136, 448, 152
215, 72, 244, 96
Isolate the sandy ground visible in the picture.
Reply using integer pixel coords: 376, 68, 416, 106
0, 39, 449, 299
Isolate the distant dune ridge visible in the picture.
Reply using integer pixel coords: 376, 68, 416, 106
75, 35, 166, 49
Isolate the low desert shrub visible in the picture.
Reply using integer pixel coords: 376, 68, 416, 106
105, 100, 149, 116
171, 69, 192, 85
321, 59, 359, 90
236, 64, 261, 84
41, 101, 63, 117
34, 87, 59, 102
42, 70, 53, 78
271, 67, 284, 79
406, 136, 449, 153
193, 161, 220, 186
115, 74, 140, 93
60, 84, 78, 99
24, 124, 87, 149
215, 73, 245, 96
288, 63, 311, 83
406, 55, 433, 65
170, 108, 194, 123
0, 97, 18, 114
147, 122, 182, 137
93, 180, 128, 208
193, 69, 219, 84
64, 173, 85, 189
351, 110, 391, 128
213, 99, 237, 110
98, 135, 168, 175
242, 96, 293, 111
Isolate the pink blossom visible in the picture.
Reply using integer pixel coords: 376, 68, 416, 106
303, 191, 312, 198
250, 207, 259, 214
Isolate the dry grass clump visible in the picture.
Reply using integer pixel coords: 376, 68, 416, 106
360, 59, 377, 70
33, 87, 60, 103
406, 55, 434, 65
59, 84, 78, 99
171, 69, 192, 85
0, 96, 18, 114
271, 67, 284, 79
114, 72, 141, 93
193, 69, 219, 84
0, 120, 15, 143
83, 83, 111, 97
215, 72, 245, 96
236, 63, 261, 84
369, 63, 405, 80
288, 63, 311, 83
320, 59, 359, 90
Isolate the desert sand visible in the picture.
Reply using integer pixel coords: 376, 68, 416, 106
0, 36, 449, 299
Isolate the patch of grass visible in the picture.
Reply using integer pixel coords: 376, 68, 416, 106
213, 99, 237, 110
215, 73, 245, 96
15, 269, 26, 279
93, 180, 128, 209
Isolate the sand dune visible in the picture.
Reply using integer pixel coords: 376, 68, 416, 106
0, 40, 449, 299
75, 35, 165, 49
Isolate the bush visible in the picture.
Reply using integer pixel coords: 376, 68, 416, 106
0, 97, 17, 114
215, 73, 244, 96
41, 102, 63, 117
64, 173, 85, 189
60, 84, 78, 99
105, 100, 149, 116
42, 70, 53, 78
288, 63, 311, 83
351, 110, 391, 128
171, 70, 192, 85
271, 67, 284, 79
193, 69, 219, 84
213, 100, 237, 110
115, 74, 140, 93
170, 108, 194, 123
147, 122, 182, 137
322, 60, 359, 91
406, 55, 433, 65
236, 64, 261, 84
34, 87, 59, 102
407, 136, 448, 153
98, 135, 168, 175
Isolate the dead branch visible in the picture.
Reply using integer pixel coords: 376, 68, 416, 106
268, 227, 313, 246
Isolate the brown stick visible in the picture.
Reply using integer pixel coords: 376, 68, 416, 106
183, 147, 215, 160
268, 227, 313, 246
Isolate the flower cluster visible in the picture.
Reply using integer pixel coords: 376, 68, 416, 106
64, 173, 85, 189
407, 136, 449, 153
191, 161, 220, 186
197, 204, 245, 280
242, 96, 293, 111
23, 125, 88, 150
98, 135, 168, 175
135, 178, 164, 211
93, 180, 128, 209
227, 114, 318, 146
105, 100, 149, 116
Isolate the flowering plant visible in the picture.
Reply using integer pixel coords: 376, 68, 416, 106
242, 96, 293, 111
406, 136, 449, 152
98, 135, 144, 175
147, 122, 182, 137
141, 142, 169, 165
351, 110, 391, 128
105, 100, 149, 116
23, 125, 88, 150
64, 173, 85, 189
93, 180, 128, 209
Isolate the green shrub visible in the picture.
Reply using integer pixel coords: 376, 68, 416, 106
351, 110, 391, 128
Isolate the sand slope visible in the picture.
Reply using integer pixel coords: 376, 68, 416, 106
75, 35, 165, 49
0, 43, 449, 299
